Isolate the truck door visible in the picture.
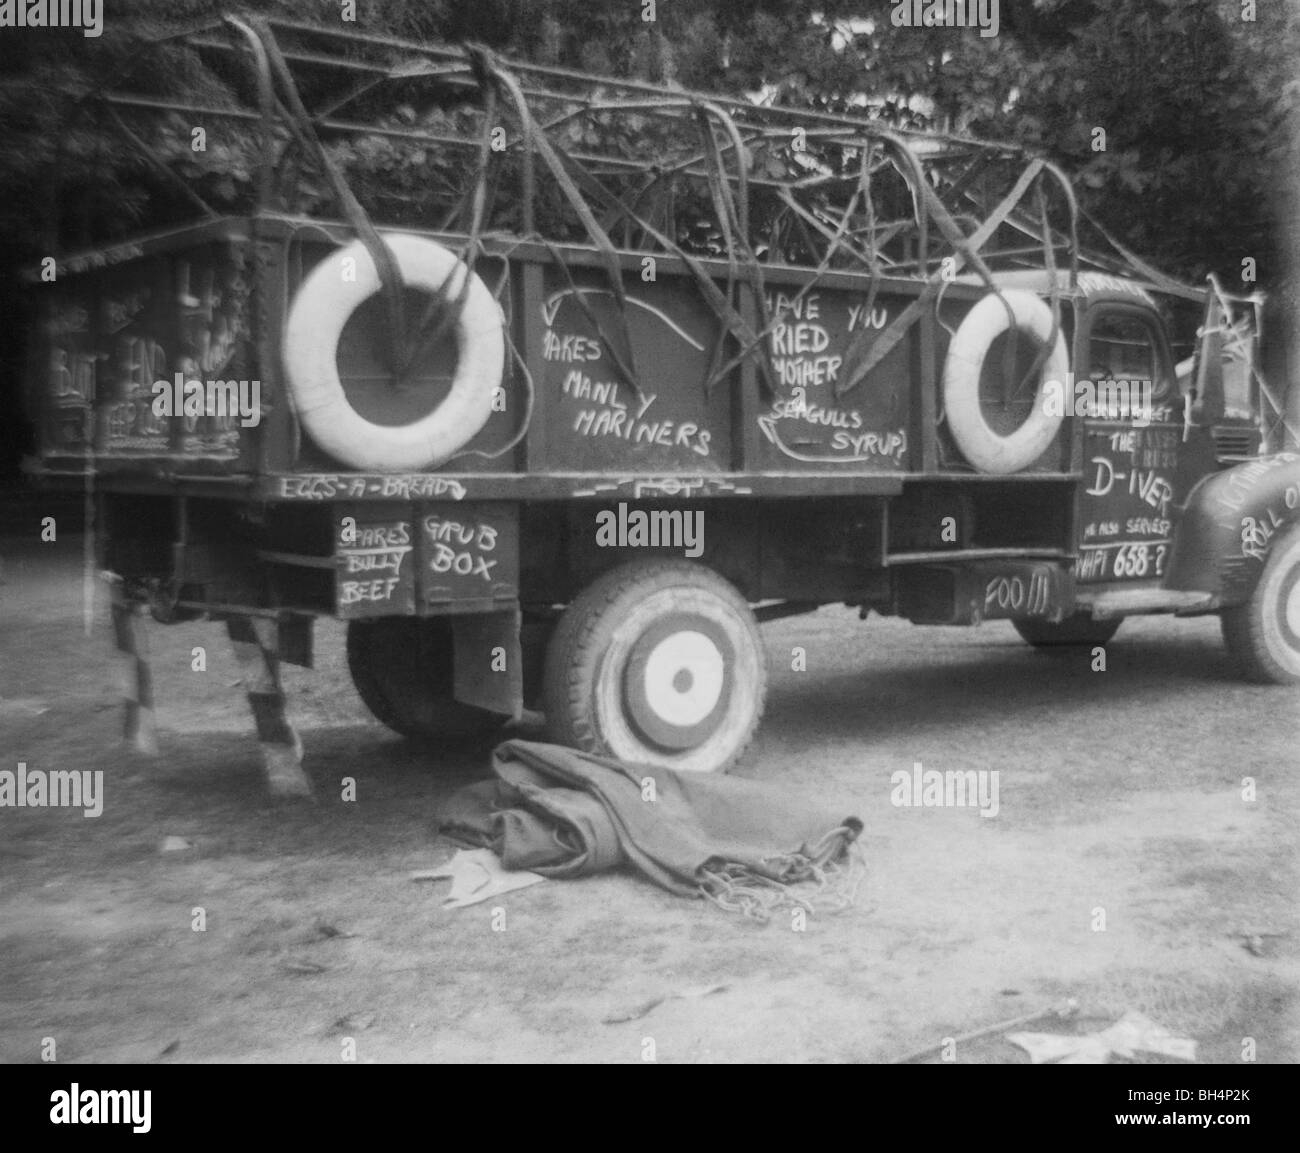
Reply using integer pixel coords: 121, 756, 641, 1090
1074, 303, 1194, 585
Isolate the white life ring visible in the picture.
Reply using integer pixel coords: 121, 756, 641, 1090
282, 233, 503, 472
942, 288, 1069, 474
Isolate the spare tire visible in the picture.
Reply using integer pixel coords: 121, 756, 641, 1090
283, 233, 503, 472
943, 288, 1069, 474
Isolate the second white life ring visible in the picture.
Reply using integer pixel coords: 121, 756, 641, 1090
282, 233, 504, 472
942, 288, 1069, 474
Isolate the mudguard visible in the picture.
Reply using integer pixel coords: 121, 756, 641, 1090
1165, 452, 1300, 605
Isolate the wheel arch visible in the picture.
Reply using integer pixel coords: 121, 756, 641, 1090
1164, 451, 1300, 606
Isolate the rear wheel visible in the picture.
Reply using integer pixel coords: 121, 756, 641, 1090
346, 617, 506, 740
1013, 613, 1121, 649
543, 560, 766, 773
1221, 523, 1300, 684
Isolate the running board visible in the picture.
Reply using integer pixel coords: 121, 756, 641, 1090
1075, 588, 1216, 620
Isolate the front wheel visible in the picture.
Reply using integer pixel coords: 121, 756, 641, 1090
543, 560, 766, 773
1012, 613, 1121, 649
1221, 523, 1300, 684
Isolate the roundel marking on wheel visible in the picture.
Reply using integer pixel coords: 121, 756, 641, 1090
942, 288, 1069, 475
623, 615, 734, 751
543, 560, 766, 774
282, 233, 504, 472
591, 584, 760, 772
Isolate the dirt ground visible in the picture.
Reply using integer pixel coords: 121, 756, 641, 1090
1, 530, 1297, 1064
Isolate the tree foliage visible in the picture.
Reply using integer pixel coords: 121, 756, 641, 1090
2, 0, 1296, 477
0, 0, 1293, 285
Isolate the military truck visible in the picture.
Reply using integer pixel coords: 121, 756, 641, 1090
26, 16, 1300, 777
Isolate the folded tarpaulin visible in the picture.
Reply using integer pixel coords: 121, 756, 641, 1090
439, 739, 863, 919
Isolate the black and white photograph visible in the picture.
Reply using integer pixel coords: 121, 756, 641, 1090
0, 0, 1295, 1107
